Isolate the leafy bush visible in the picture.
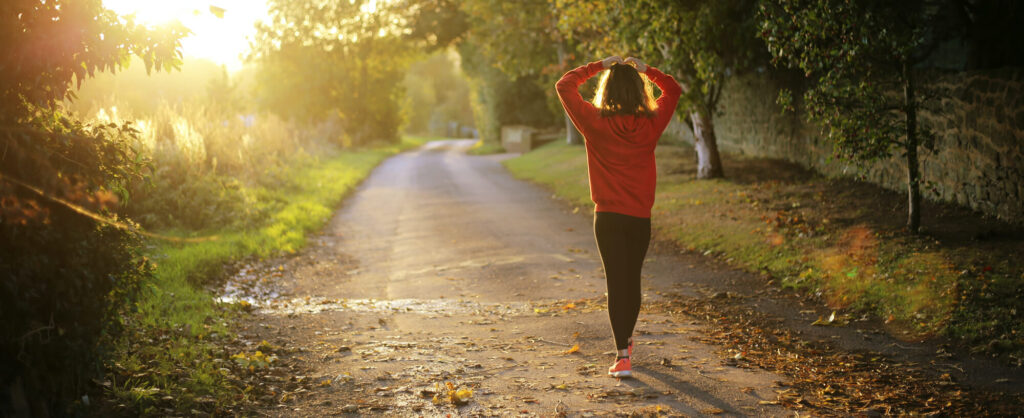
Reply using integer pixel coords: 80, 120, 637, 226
458, 40, 560, 144
88, 100, 326, 231
0, 110, 154, 416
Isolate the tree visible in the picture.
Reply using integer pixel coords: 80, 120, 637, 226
401, 0, 470, 51
458, 0, 571, 144
462, 0, 582, 145
556, 0, 763, 178
1, 0, 187, 121
393, 0, 571, 145
403, 50, 475, 136
759, 0, 953, 232
1, 0, 185, 413
249, 0, 414, 145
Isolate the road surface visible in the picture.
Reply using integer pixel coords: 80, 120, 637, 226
230, 139, 793, 416
230, 139, 1023, 416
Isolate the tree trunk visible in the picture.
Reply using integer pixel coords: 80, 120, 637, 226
903, 63, 921, 233
554, 39, 583, 145
690, 110, 724, 179
565, 113, 583, 145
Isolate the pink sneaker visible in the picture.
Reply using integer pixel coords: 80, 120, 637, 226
608, 357, 632, 378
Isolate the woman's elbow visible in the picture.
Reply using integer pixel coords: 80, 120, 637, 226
666, 80, 683, 95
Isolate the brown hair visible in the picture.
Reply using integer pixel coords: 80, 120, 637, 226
592, 63, 657, 118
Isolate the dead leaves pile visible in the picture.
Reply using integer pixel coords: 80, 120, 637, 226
99, 322, 313, 416
662, 293, 1024, 416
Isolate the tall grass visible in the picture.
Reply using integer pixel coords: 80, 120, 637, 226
80, 95, 430, 413
89, 99, 345, 231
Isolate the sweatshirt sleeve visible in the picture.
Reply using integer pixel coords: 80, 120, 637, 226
555, 61, 604, 135
645, 66, 683, 135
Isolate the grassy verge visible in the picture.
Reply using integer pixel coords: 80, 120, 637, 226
504, 140, 1024, 364
465, 139, 506, 155
101, 136, 431, 415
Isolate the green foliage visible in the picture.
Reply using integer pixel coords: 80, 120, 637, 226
457, 39, 560, 144
460, 0, 561, 78
69, 58, 229, 117
105, 137, 426, 415
400, 0, 470, 50
250, 0, 415, 145
555, 0, 762, 177
0, 0, 187, 121
0, 1, 186, 412
556, 0, 762, 114
758, 0, 949, 231
403, 51, 476, 136
0, 110, 156, 415
758, 0, 935, 162
449, 0, 565, 143
85, 99, 308, 231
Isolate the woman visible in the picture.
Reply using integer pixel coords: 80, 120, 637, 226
556, 55, 681, 378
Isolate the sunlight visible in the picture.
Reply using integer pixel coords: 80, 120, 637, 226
360, 0, 380, 14
102, 0, 269, 72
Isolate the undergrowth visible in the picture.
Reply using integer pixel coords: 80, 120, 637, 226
504, 140, 1024, 365
98, 136, 430, 415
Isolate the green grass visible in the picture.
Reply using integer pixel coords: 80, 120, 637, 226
465, 139, 506, 155
503, 140, 590, 205
104, 136, 430, 414
505, 141, 1024, 362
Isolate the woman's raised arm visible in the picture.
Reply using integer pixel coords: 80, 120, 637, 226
637, 59, 682, 134
555, 56, 622, 130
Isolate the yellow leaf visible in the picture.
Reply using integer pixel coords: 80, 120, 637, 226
564, 344, 580, 354
454, 388, 473, 402
209, 5, 226, 18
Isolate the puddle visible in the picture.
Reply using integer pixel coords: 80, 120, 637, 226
259, 297, 531, 317
216, 263, 284, 305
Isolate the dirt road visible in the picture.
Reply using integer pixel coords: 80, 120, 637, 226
229, 140, 1021, 416
227, 140, 792, 416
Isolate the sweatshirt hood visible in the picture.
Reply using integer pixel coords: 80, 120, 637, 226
606, 114, 651, 144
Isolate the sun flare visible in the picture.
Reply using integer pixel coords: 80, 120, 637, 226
102, 0, 269, 72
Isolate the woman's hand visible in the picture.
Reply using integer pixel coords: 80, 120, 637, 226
625, 57, 647, 73
601, 55, 624, 69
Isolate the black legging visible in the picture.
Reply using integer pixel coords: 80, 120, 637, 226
594, 211, 651, 351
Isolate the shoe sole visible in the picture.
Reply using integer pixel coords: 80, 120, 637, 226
608, 370, 632, 378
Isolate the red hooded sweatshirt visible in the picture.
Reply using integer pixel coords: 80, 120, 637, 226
556, 61, 682, 218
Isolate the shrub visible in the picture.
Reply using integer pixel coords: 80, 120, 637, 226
0, 109, 154, 416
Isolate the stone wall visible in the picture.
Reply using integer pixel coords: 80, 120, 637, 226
699, 68, 1023, 224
